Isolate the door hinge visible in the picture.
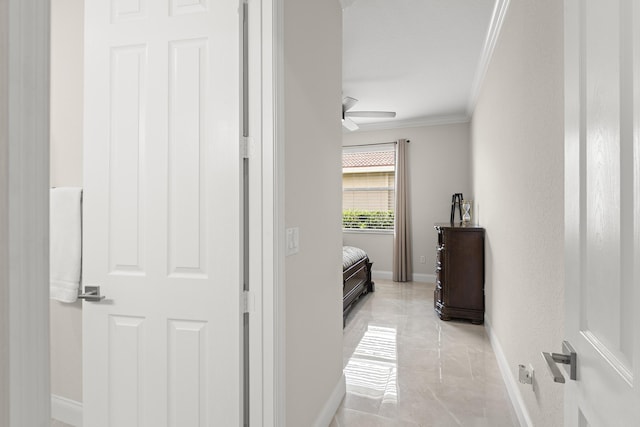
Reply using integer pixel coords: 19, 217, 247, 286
242, 290, 253, 314
241, 137, 252, 159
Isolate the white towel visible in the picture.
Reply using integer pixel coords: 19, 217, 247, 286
50, 187, 82, 303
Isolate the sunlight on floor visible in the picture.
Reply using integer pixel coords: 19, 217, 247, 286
332, 280, 518, 427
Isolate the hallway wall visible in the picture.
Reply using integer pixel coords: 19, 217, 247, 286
283, 0, 345, 425
470, 0, 565, 425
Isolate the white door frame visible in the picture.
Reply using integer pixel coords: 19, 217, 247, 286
248, 0, 286, 424
0, 0, 285, 425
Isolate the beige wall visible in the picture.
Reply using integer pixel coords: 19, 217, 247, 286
1, 0, 51, 423
470, 0, 564, 425
343, 122, 472, 279
0, 0, 8, 420
50, 0, 84, 403
284, 0, 344, 425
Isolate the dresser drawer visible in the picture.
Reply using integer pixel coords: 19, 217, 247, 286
436, 244, 445, 267
435, 265, 443, 284
434, 281, 443, 307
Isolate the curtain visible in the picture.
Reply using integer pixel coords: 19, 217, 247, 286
393, 139, 412, 282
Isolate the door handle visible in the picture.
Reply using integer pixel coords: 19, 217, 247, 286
78, 285, 106, 302
541, 340, 576, 383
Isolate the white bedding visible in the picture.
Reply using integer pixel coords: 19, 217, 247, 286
342, 246, 368, 270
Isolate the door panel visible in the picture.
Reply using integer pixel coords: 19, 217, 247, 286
565, 0, 640, 425
109, 45, 146, 275
83, 1, 242, 425
168, 320, 208, 426
109, 315, 146, 426
168, 39, 208, 278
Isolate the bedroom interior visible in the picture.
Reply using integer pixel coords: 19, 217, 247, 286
41, 0, 567, 425
337, 0, 565, 426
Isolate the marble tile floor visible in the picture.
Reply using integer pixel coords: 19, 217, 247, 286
331, 280, 518, 427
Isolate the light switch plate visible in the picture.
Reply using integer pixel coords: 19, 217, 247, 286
286, 227, 299, 256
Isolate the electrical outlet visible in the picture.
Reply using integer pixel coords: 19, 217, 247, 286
518, 364, 533, 386
419, 255, 426, 264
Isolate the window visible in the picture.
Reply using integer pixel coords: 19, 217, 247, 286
342, 145, 395, 231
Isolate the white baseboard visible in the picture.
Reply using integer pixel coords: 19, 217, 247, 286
484, 319, 532, 427
313, 373, 346, 427
372, 270, 434, 283
372, 270, 393, 281
53, 376, 345, 427
412, 273, 435, 283
51, 394, 83, 427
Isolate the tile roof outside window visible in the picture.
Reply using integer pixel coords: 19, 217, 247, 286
342, 148, 395, 231
342, 151, 395, 168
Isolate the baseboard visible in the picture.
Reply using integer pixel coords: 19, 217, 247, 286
51, 394, 83, 427
412, 273, 435, 283
372, 270, 434, 283
484, 319, 532, 427
53, 377, 344, 427
372, 270, 393, 281
312, 373, 346, 427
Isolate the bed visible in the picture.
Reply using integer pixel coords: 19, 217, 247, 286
343, 246, 375, 324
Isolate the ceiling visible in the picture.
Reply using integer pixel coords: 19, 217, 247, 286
342, 0, 497, 131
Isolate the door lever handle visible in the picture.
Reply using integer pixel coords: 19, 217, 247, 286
78, 285, 106, 302
541, 340, 577, 383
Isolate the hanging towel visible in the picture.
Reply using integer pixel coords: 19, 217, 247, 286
50, 187, 82, 303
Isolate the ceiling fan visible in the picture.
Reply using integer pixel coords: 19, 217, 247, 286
342, 96, 396, 131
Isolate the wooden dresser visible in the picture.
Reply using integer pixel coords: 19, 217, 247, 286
434, 223, 485, 324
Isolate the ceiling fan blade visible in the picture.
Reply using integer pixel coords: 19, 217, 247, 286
346, 111, 397, 118
342, 96, 358, 112
342, 117, 359, 131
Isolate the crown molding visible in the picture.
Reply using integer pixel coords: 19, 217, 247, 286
466, 0, 511, 116
345, 114, 470, 133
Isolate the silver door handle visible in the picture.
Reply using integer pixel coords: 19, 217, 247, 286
541, 340, 577, 383
78, 285, 106, 302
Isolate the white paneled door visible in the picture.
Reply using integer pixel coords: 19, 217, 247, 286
564, 0, 640, 425
82, 1, 242, 426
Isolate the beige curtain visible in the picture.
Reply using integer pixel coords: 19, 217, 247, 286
393, 139, 412, 282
